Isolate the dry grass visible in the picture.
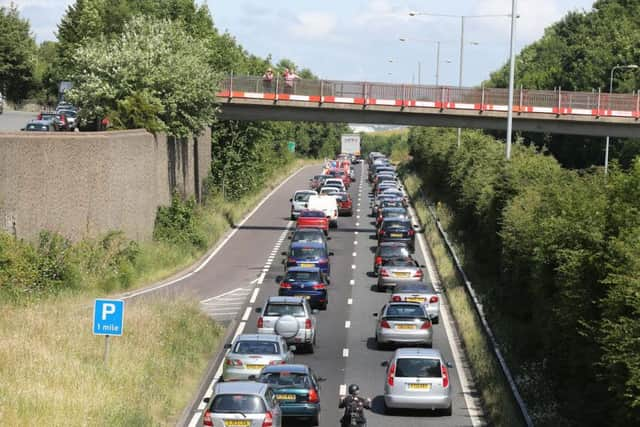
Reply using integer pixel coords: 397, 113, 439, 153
403, 173, 524, 427
0, 296, 223, 426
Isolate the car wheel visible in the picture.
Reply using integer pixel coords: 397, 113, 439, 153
432, 316, 439, 325
376, 283, 384, 292
306, 342, 315, 354
291, 214, 296, 220
376, 335, 386, 350
321, 302, 328, 310
383, 401, 394, 415
310, 415, 319, 426
425, 341, 433, 349
441, 404, 453, 416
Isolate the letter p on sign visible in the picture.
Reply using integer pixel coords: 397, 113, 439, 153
93, 299, 124, 336
101, 303, 116, 320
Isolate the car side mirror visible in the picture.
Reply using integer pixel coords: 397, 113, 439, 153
289, 198, 292, 202
203, 397, 210, 403
312, 309, 319, 314
327, 236, 332, 240
21, 127, 25, 131
223, 343, 232, 349
288, 345, 297, 352
413, 224, 420, 229
329, 252, 334, 256
281, 251, 287, 256
381, 361, 389, 367
304, 203, 308, 208
255, 307, 262, 313
446, 362, 453, 368
317, 377, 327, 382
420, 264, 426, 268
372, 313, 378, 317
248, 375, 257, 381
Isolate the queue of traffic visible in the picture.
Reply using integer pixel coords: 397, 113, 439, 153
201, 152, 453, 427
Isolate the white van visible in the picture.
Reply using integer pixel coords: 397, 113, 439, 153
307, 194, 339, 227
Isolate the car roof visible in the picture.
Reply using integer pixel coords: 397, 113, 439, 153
290, 241, 324, 248
379, 241, 410, 247
286, 266, 321, 273
235, 333, 281, 342
214, 381, 269, 396
394, 281, 434, 291
27, 119, 53, 125
260, 364, 310, 374
382, 218, 411, 224
394, 348, 443, 358
295, 189, 316, 194
265, 296, 306, 304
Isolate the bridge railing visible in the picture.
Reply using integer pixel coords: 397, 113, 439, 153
220, 75, 640, 114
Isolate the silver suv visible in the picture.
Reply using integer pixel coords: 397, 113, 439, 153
256, 296, 318, 353
204, 381, 283, 427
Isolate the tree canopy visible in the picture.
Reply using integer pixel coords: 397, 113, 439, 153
0, 4, 37, 103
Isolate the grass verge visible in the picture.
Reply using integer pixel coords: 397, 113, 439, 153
0, 296, 224, 426
403, 172, 525, 427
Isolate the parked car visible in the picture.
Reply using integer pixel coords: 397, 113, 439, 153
373, 302, 433, 349
373, 242, 412, 274
256, 296, 318, 353
278, 267, 329, 310
284, 241, 333, 275
296, 210, 329, 235
381, 348, 452, 415
290, 190, 317, 220
204, 381, 283, 427
254, 364, 325, 425
378, 218, 417, 251
21, 120, 56, 132
376, 257, 424, 291
390, 281, 440, 324
335, 192, 353, 216
222, 334, 295, 381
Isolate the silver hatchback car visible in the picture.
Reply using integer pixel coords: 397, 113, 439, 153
382, 348, 452, 415
204, 381, 282, 426
390, 280, 441, 324
373, 302, 433, 349
222, 334, 295, 381
376, 257, 425, 292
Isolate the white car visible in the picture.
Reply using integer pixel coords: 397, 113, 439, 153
318, 186, 340, 196
290, 190, 317, 219
322, 178, 346, 192
307, 194, 339, 227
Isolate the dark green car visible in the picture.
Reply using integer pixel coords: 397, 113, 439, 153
254, 364, 325, 426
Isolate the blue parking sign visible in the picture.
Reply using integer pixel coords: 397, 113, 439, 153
93, 299, 124, 336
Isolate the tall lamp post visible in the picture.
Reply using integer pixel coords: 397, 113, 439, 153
399, 38, 452, 85
409, 10, 516, 151
604, 64, 638, 175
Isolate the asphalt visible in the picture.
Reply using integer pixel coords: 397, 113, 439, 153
0, 110, 37, 131
124, 162, 485, 427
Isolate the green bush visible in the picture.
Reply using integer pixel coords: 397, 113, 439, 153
153, 193, 207, 249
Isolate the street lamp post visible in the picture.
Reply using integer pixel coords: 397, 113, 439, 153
505, 0, 518, 160
604, 64, 639, 175
399, 38, 449, 86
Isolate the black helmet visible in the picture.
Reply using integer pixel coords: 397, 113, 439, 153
348, 384, 359, 395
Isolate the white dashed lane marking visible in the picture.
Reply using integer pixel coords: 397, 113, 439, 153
200, 287, 252, 320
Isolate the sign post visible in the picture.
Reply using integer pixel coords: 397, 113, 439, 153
93, 299, 124, 364
287, 141, 296, 153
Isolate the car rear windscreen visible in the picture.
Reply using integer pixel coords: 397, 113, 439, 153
211, 394, 266, 413
300, 211, 324, 218
233, 341, 280, 355
380, 246, 410, 258
265, 303, 306, 317
292, 230, 323, 241
295, 193, 313, 202
395, 358, 441, 378
291, 247, 324, 258
260, 372, 312, 388
385, 305, 425, 318
383, 221, 410, 229
286, 270, 321, 282
395, 283, 431, 293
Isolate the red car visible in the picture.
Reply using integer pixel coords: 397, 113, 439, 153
335, 192, 353, 216
296, 210, 329, 235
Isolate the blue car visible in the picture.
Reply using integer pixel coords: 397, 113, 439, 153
278, 267, 329, 310
285, 241, 333, 275
255, 364, 325, 425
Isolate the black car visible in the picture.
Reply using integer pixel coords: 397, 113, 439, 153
373, 241, 412, 274
378, 218, 416, 250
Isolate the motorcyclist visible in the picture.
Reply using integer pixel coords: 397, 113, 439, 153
339, 384, 371, 426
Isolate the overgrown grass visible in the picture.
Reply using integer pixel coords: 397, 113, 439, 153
0, 296, 223, 426
403, 172, 525, 427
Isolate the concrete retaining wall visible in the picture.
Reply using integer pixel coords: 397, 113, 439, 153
0, 128, 211, 242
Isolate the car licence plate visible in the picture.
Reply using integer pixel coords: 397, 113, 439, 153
245, 364, 265, 370
276, 394, 296, 401
393, 272, 410, 278
390, 233, 403, 238
406, 297, 426, 303
296, 295, 311, 300
407, 383, 432, 391
396, 324, 416, 330
224, 420, 251, 427
300, 263, 315, 268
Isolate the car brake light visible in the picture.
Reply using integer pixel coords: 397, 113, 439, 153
421, 320, 432, 329
408, 229, 415, 236
414, 269, 423, 278
380, 268, 389, 277
312, 284, 326, 290
305, 319, 312, 329
317, 258, 328, 264
442, 364, 449, 388
308, 388, 319, 403
280, 282, 292, 289
268, 360, 283, 365
380, 319, 391, 329
287, 257, 296, 263
380, 230, 385, 236
262, 410, 273, 427
334, 210, 338, 217
375, 256, 382, 266
391, 296, 402, 302
257, 316, 264, 328
387, 362, 396, 386
225, 358, 243, 366
37, 113, 42, 119
203, 410, 214, 426
429, 295, 439, 303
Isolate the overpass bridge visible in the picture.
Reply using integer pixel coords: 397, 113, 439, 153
216, 76, 640, 138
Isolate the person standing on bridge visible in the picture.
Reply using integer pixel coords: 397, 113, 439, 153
283, 68, 299, 94
262, 68, 274, 92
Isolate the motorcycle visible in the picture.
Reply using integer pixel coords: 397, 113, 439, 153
340, 395, 371, 427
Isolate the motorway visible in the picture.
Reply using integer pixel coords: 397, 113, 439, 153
123, 162, 485, 426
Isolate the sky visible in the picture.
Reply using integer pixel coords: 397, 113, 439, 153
6, 0, 596, 87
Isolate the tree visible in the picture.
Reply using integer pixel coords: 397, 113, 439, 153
64, 15, 220, 136
0, 4, 37, 103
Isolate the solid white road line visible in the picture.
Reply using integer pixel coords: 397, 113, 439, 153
188, 412, 202, 427
241, 307, 252, 321
411, 205, 484, 427
249, 288, 260, 304
122, 165, 309, 300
